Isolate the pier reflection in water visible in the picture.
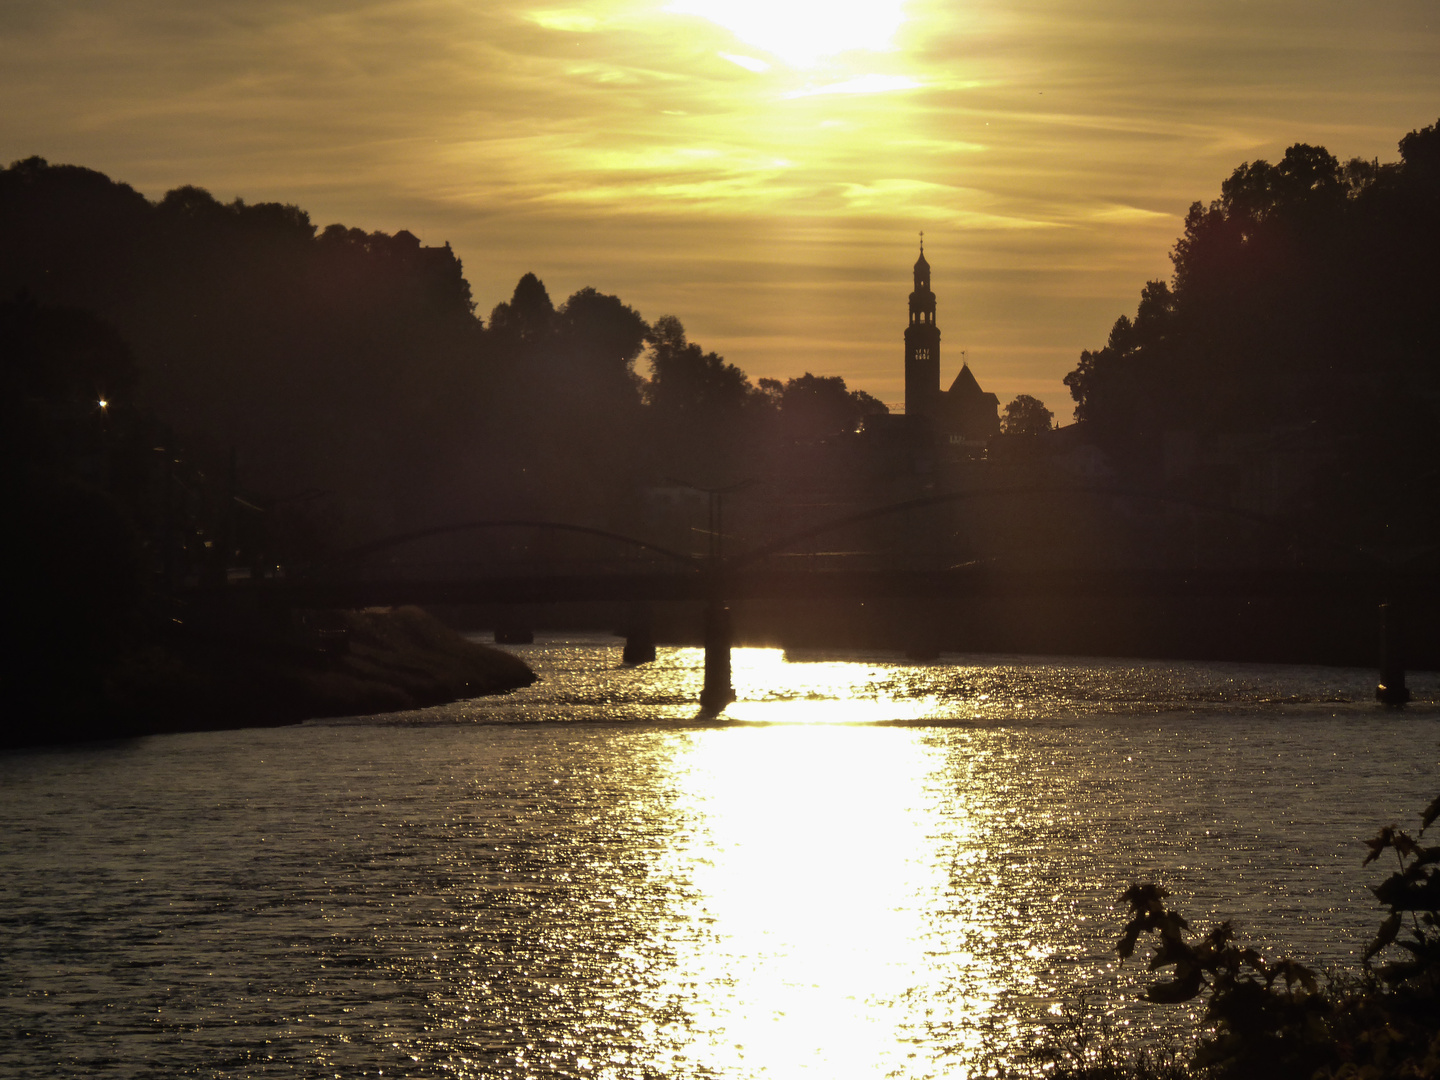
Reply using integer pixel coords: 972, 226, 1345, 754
0, 637, 1436, 1078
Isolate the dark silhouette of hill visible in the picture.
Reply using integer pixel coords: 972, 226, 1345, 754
1064, 120, 1440, 556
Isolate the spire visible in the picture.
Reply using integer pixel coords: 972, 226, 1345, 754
904, 232, 940, 418
913, 232, 931, 292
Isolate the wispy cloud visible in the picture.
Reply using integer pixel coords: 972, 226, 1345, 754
0, 0, 1436, 412
719, 53, 770, 74
786, 74, 921, 99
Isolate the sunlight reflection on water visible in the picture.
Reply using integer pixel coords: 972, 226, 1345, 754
642, 727, 959, 1076
1, 635, 1437, 1078
728, 645, 942, 724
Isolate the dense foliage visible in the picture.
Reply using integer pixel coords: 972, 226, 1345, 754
1001, 393, 1056, 436
1005, 789, 1440, 1080
0, 158, 484, 537
0, 157, 896, 735
0, 157, 886, 544
1063, 121, 1440, 551
1097, 791, 1440, 1080
1, 298, 144, 717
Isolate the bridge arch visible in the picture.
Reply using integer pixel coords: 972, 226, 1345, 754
330, 519, 701, 572
730, 482, 1374, 570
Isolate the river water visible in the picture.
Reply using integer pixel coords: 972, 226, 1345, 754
2, 637, 1437, 1079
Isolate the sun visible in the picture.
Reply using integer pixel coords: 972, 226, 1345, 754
667, 0, 909, 69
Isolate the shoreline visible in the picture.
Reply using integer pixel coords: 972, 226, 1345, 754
2, 606, 537, 751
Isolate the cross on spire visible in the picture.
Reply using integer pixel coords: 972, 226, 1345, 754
919, 230, 924, 253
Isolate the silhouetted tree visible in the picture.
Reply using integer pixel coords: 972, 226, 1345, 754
488, 272, 554, 352
556, 286, 648, 390
756, 376, 785, 411
778, 372, 888, 442
644, 315, 753, 415
0, 157, 484, 540
0, 157, 895, 549
1063, 119, 1440, 549
1000, 394, 1055, 435
1, 298, 145, 728
638, 315, 772, 485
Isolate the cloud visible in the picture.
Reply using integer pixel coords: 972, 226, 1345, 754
785, 74, 921, 99
719, 53, 770, 73
527, 9, 603, 31
0, 0, 1436, 405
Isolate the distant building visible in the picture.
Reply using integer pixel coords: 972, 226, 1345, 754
901, 240, 1000, 448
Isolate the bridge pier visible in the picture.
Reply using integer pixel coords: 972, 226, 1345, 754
1376, 601, 1410, 706
494, 608, 534, 645
700, 601, 734, 713
622, 603, 657, 665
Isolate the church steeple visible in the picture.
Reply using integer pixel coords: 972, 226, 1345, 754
904, 233, 941, 418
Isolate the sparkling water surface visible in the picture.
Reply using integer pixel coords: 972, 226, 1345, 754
2, 638, 1437, 1078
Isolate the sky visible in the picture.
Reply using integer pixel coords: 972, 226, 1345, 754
2, 0, 1437, 417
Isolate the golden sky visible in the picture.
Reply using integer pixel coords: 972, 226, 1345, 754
3, 0, 1437, 416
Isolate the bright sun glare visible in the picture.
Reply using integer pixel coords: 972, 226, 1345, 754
667, 0, 909, 68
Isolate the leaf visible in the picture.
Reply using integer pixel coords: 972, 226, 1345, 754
1118, 925, 1142, 960
1146, 968, 1205, 1004
1365, 912, 1402, 963
1121, 882, 1169, 914
1373, 872, 1440, 910
1423, 793, 1440, 833
1158, 910, 1191, 940
1237, 948, 1267, 973
1364, 826, 1396, 866
1116, 883, 1186, 959
1269, 959, 1318, 995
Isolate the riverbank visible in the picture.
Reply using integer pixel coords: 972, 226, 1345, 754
3, 605, 536, 749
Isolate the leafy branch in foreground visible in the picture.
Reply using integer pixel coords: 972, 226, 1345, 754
1115, 792, 1440, 1080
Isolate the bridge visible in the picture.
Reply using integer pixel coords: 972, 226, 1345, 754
264, 567, 1437, 608
231, 485, 1437, 711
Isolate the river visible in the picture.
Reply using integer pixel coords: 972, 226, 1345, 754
2, 637, 1437, 1078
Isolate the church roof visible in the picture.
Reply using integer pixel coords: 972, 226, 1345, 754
947, 362, 984, 398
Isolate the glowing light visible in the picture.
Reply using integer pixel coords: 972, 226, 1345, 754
785, 73, 921, 98
718, 52, 770, 74
97, 399, 108, 410
526, 9, 601, 31
725, 646, 940, 724
641, 724, 995, 1077
667, 0, 909, 68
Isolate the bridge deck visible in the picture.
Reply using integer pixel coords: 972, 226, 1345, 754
231, 568, 1438, 608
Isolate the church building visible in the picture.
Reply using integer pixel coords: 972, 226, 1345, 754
903, 239, 1000, 447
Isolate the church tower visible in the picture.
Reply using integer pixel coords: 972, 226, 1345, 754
903, 236, 940, 419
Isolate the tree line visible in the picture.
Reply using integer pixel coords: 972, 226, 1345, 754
1063, 119, 1440, 554
0, 156, 892, 546
0, 156, 902, 720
